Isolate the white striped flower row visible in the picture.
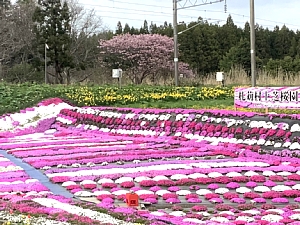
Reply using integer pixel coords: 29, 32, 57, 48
0, 102, 73, 132
60, 169, 295, 187
46, 161, 270, 178
0, 211, 71, 225
73, 183, 300, 198
68, 124, 299, 149
32, 198, 135, 225
0, 179, 40, 185
72, 108, 299, 132
152, 208, 300, 223
0, 165, 23, 172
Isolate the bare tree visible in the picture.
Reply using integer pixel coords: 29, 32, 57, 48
0, 0, 37, 81
64, 0, 105, 84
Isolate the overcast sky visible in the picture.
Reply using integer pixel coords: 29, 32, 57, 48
79, 0, 300, 31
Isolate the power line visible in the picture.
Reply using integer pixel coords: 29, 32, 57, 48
80, 1, 300, 28
173, 0, 225, 87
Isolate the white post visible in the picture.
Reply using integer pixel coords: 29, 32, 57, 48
45, 43, 49, 84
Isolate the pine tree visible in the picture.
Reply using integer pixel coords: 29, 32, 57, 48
33, 0, 73, 84
116, 21, 122, 35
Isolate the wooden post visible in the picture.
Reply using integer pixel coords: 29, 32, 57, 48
265, 108, 268, 114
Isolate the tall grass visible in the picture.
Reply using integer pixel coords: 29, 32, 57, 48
191, 68, 300, 87
108, 67, 300, 87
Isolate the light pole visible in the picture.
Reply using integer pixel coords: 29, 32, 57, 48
45, 43, 49, 84
173, 0, 179, 87
250, 0, 256, 87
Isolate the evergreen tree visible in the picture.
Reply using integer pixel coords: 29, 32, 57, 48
123, 23, 130, 33
33, 0, 73, 84
149, 22, 158, 34
140, 20, 149, 34
116, 21, 122, 35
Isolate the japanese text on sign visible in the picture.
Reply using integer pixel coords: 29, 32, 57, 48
234, 87, 300, 109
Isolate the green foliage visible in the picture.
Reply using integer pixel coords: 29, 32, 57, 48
5, 63, 43, 83
32, 0, 73, 84
113, 16, 300, 76
0, 83, 234, 114
220, 38, 250, 73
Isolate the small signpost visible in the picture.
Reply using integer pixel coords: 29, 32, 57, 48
216, 72, 225, 87
112, 68, 122, 88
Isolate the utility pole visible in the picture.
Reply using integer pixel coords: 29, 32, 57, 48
173, 0, 179, 87
250, 0, 256, 87
45, 43, 49, 84
173, 0, 225, 87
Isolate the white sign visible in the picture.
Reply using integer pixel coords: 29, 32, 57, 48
112, 69, 122, 78
216, 72, 224, 82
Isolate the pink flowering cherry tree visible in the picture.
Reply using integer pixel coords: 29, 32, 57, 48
98, 33, 194, 84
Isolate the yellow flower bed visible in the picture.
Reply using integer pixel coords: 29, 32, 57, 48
63, 86, 234, 106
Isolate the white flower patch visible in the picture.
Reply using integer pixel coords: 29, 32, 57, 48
0, 211, 71, 225
208, 172, 223, 178
134, 176, 152, 183
135, 190, 154, 195
97, 178, 114, 184
219, 211, 234, 215
197, 212, 210, 217
272, 185, 291, 192
283, 142, 291, 148
262, 171, 276, 176
0, 166, 23, 172
243, 210, 260, 215
226, 172, 242, 177
254, 186, 270, 193
170, 174, 188, 180
176, 190, 191, 196
115, 177, 133, 184
112, 190, 130, 196
290, 214, 300, 220
80, 180, 96, 185
3, 103, 73, 131
150, 211, 165, 216
62, 181, 77, 187
169, 211, 186, 217
156, 190, 171, 196
261, 214, 283, 222
290, 143, 300, 150
182, 218, 204, 224
188, 173, 207, 179
25, 179, 39, 184
33, 198, 135, 225
236, 187, 251, 194
215, 188, 229, 195
236, 216, 255, 222
152, 175, 169, 181
74, 191, 93, 197
266, 209, 284, 214
244, 171, 259, 177
291, 124, 300, 132
94, 191, 111, 196
277, 171, 292, 176
210, 217, 229, 223
196, 189, 212, 196
292, 184, 300, 190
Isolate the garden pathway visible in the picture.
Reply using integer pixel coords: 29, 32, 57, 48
0, 150, 73, 198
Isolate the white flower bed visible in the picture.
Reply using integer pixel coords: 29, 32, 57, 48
0, 103, 73, 132
32, 198, 135, 225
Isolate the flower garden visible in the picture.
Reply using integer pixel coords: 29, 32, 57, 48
1, 97, 300, 224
